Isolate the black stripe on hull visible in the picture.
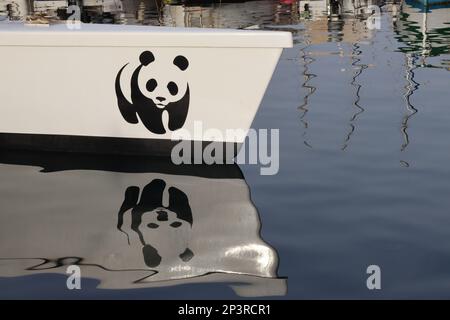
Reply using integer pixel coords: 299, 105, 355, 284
0, 133, 243, 177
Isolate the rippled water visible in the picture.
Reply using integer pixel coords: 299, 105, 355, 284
1, 0, 450, 299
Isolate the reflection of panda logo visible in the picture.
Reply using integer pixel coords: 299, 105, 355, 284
117, 179, 193, 268
115, 51, 190, 134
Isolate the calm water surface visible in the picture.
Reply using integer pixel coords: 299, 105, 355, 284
1, 0, 450, 299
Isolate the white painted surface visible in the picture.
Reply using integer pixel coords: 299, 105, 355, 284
0, 22, 293, 47
0, 23, 292, 143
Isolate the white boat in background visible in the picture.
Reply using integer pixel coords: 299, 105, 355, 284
0, 0, 29, 20
33, 0, 69, 16
0, 22, 292, 157
0, 151, 287, 297
401, 1, 450, 31
394, 1, 450, 60
0, 1, 8, 21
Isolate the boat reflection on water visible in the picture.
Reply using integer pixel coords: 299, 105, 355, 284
0, 0, 278, 27
0, 151, 286, 297
394, 0, 450, 68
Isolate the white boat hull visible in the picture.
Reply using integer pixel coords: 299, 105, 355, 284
0, 23, 292, 156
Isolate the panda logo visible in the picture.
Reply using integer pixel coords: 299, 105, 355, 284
117, 179, 194, 268
115, 51, 190, 134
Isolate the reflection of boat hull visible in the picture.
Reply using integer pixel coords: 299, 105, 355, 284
0, 151, 287, 297
403, 1, 450, 30
0, 23, 292, 157
182, 0, 258, 4
164, 2, 277, 28
394, 1, 450, 58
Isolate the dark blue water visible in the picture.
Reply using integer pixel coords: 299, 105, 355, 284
1, 0, 450, 299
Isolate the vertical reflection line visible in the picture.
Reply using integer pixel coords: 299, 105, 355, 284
154, 0, 162, 25
298, 33, 316, 148
401, 53, 419, 151
342, 21, 367, 151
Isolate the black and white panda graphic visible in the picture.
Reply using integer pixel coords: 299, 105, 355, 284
115, 51, 190, 134
117, 179, 194, 268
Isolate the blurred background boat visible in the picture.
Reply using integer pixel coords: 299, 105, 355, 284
394, 0, 450, 58
1, 0, 447, 30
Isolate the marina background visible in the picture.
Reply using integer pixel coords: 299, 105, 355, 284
0, 0, 450, 299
